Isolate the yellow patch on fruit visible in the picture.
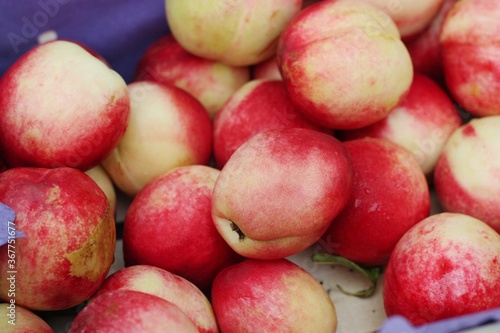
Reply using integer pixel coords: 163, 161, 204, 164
20, 128, 43, 147
131, 272, 166, 295
468, 84, 483, 97
280, 272, 338, 331
45, 186, 62, 205
66, 205, 116, 281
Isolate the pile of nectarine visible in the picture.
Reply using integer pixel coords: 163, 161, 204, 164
1, 0, 499, 332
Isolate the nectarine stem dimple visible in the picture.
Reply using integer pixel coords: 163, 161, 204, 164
230, 221, 245, 241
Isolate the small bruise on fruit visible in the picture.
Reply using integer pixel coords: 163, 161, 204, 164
65, 205, 115, 281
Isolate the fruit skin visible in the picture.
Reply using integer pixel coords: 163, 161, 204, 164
0, 40, 130, 171
69, 289, 198, 333
95, 265, 218, 333
383, 212, 500, 325
251, 56, 282, 81
405, 0, 457, 86
440, 0, 500, 117
0, 303, 53, 333
85, 164, 117, 216
58, 38, 111, 66
277, 0, 413, 129
212, 128, 353, 260
165, 0, 303, 66
0, 167, 116, 311
211, 258, 337, 333
133, 34, 250, 118
358, 0, 446, 41
102, 81, 213, 197
433, 116, 500, 233
302, 0, 323, 9
319, 137, 430, 266
123, 165, 242, 294
339, 73, 462, 175
213, 79, 328, 168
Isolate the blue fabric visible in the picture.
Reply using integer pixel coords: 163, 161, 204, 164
379, 308, 500, 333
0, 0, 170, 82
0, 202, 26, 246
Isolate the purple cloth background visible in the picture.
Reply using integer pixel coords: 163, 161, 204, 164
0, 0, 170, 82
379, 308, 500, 333
0, 202, 26, 246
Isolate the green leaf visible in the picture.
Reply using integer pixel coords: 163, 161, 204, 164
312, 252, 381, 298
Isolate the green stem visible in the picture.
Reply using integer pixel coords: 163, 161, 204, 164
311, 252, 381, 298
